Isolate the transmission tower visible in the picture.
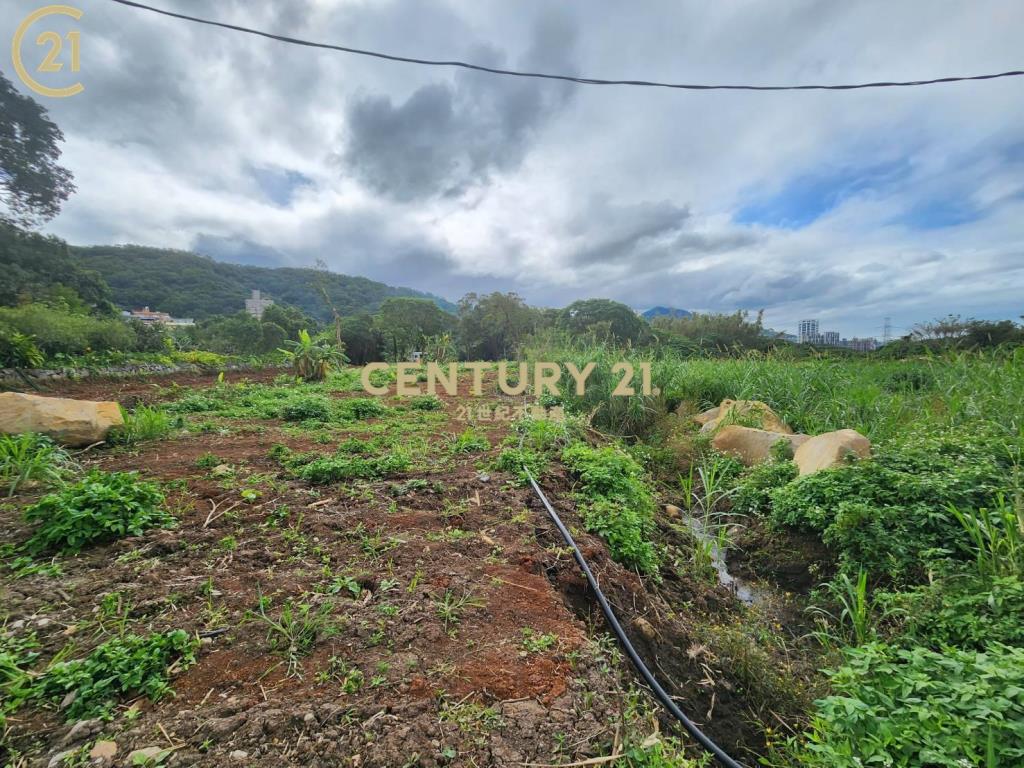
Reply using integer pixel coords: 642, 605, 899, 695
882, 317, 892, 344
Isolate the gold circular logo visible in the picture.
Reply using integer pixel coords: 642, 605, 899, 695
11, 5, 84, 98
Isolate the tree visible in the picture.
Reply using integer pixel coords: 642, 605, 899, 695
261, 303, 315, 341
339, 313, 381, 364
557, 299, 646, 345
457, 292, 537, 360
373, 298, 452, 361
651, 310, 769, 352
911, 314, 974, 340
0, 72, 76, 228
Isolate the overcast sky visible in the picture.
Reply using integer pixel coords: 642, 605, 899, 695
6, 0, 1024, 337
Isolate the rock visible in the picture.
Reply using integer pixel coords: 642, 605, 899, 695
230, 750, 249, 761
693, 406, 720, 425
48, 750, 75, 768
794, 429, 871, 475
61, 717, 101, 745
0, 392, 123, 447
89, 740, 118, 760
699, 399, 792, 435
664, 504, 682, 519
711, 426, 810, 466
632, 617, 657, 642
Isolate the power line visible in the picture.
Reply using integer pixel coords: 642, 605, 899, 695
108, 0, 1024, 93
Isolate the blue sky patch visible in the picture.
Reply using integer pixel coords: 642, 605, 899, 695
250, 166, 314, 206
735, 159, 910, 229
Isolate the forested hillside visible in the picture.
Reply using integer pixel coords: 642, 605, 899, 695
71, 244, 456, 320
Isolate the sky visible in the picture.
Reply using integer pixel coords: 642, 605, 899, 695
4, 0, 1024, 338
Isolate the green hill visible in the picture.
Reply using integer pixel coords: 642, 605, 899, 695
70, 244, 456, 321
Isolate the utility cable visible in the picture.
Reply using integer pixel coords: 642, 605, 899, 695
108, 0, 1023, 93
523, 464, 748, 768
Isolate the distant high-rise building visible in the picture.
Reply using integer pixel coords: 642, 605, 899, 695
822, 331, 840, 346
798, 319, 820, 344
847, 337, 877, 352
245, 289, 274, 319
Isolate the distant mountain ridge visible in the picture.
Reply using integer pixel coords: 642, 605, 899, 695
642, 306, 693, 320
70, 245, 456, 321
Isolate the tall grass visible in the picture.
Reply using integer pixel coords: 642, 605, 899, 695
0, 433, 77, 496
522, 339, 1024, 445
950, 495, 1024, 580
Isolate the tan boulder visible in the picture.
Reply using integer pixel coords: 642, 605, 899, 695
700, 399, 792, 435
693, 406, 720, 425
794, 429, 871, 475
0, 392, 123, 447
711, 425, 810, 466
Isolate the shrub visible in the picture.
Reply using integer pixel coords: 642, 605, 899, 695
0, 304, 136, 357
0, 631, 39, 730
0, 432, 76, 496
561, 443, 658, 572
35, 630, 198, 720
24, 470, 173, 553
0, 328, 44, 368
280, 329, 347, 381
409, 395, 443, 411
295, 452, 410, 484
768, 429, 1013, 583
495, 417, 570, 484
173, 350, 226, 367
731, 459, 798, 516
279, 395, 332, 422
800, 642, 1024, 768
109, 405, 180, 445
337, 397, 387, 420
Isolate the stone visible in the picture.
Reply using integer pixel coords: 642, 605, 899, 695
632, 617, 657, 642
61, 717, 101, 745
711, 425, 810, 466
693, 406, 720, 425
230, 750, 249, 760
664, 504, 682, 518
0, 392, 123, 447
699, 399, 792, 435
89, 740, 118, 760
794, 429, 871, 475
127, 747, 166, 764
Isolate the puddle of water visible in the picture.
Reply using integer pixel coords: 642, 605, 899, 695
682, 513, 768, 605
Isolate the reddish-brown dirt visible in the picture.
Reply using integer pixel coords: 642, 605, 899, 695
1, 367, 807, 767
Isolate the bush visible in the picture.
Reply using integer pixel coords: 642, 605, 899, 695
0, 327, 44, 368
35, 630, 198, 720
24, 470, 173, 553
337, 397, 387, 420
561, 443, 658, 572
409, 395, 443, 411
800, 642, 1024, 768
731, 459, 798, 516
297, 453, 410, 484
495, 417, 570, 484
0, 304, 136, 358
768, 429, 1013, 583
449, 428, 490, 453
279, 395, 332, 422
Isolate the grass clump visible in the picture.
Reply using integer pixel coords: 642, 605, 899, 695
0, 432, 76, 497
0, 631, 39, 731
409, 395, 443, 411
35, 630, 198, 720
495, 417, 569, 484
24, 470, 172, 553
448, 427, 490, 454
109, 405, 180, 445
279, 395, 332, 422
561, 443, 658, 572
253, 594, 336, 677
271, 443, 411, 485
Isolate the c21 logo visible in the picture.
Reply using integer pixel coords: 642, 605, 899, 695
11, 5, 83, 98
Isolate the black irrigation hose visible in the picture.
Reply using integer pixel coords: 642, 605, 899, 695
524, 466, 748, 768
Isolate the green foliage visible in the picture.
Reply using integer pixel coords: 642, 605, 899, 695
35, 630, 198, 720
457, 292, 537, 360
495, 417, 569, 484
950, 494, 1024, 580
731, 458, 797, 516
561, 442, 658, 572
337, 397, 387, 420
557, 299, 647, 345
109, 405, 180, 445
0, 303, 136, 358
0, 432, 76, 496
24, 470, 172, 553
280, 329, 347, 381
0, 328, 44, 367
448, 427, 490, 454
272, 442, 411, 485
253, 595, 335, 677
279, 394, 332, 422
373, 297, 453, 361
768, 428, 1014, 583
800, 642, 1024, 768
408, 395, 443, 411
651, 309, 772, 354
0, 631, 39, 727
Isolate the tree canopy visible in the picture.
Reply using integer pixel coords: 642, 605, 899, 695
557, 299, 647, 345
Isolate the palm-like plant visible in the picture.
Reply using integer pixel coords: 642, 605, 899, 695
279, 330, 347, 382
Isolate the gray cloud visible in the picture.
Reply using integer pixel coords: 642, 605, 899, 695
339, 11, 577, 200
